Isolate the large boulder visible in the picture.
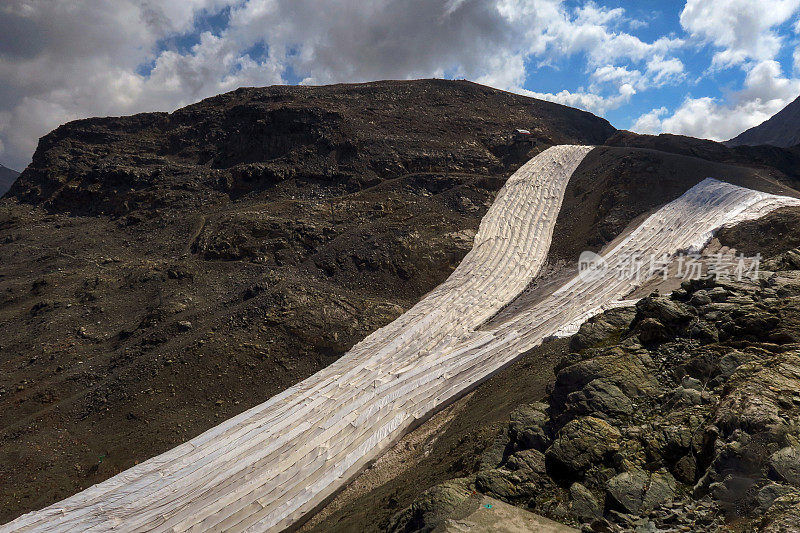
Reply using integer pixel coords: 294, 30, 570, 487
508, 402, 550, 451
570, 307, 635, 352
546, 416, 621, 476
713, 352, 800, 438
770, 446, 800, 487
561, 378, 634, 423
550, 348, 658, 425
475, 467, 542, 503
606, 468, 677, 514
635, 296, 695, 326
386, 477, 473, 533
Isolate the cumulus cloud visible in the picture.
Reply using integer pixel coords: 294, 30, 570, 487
523, 83, 636, 115
631, 107, 668, 134
680, 0, 800, 67
632, 60, 800, 140
0, 0, 259, 170
631, 1, 800, 141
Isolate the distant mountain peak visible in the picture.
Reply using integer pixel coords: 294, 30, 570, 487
726, 94, 800, 148
0, 163, 20, 197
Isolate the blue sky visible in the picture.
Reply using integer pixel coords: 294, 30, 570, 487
2, 0, 800, 171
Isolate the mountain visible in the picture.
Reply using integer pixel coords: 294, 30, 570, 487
5, 79, 800, 532
0, 164, 20, 196
727, 94, 800, 148
0, 79, 614, 522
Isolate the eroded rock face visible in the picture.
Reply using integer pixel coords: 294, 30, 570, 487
8, 80, 615, 217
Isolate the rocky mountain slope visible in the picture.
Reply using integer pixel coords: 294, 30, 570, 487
0, 164, 19, 196
0, 79, 615, 522
727, 94, 800, 148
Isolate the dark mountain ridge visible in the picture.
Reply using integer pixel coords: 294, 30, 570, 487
9, 79, 614, 217
727, 94, 800, 148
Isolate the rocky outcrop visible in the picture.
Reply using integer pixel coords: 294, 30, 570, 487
391, 264, 800, 532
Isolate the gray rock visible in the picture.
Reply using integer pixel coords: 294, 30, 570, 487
479, 434, 510, 471
635, 296, 694, 326
715, 350, 751, 379
570, 307, 636, 352
689, 290, 713, 307
669, 385, 704, 406
607, 469, 649, 514
386, 477, 473, 533
505, 448, 547, 476
475, 467, 541, 503
570, 482, 602, 523
758, 482, 799, 511
546, 416, 621, 475
564, 378, 634, 422
607, 469, 676, 514
673, 454, 697, 484
770, 446, 800, 486
634, 318, 668, 344
509, 402, 550, 451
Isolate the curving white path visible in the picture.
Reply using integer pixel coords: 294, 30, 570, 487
5, 146, 800, 532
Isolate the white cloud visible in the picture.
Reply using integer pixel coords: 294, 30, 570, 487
632, 60, 800, 140
0, 0, 256, 170
523, 83, 636, 115
631, 107, 668, 134
646, 56, 685, 86
680, 0, 800, 67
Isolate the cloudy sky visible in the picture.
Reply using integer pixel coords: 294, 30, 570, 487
1, 0, 800, 171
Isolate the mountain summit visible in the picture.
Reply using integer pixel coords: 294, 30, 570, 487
727, 94, 800, 148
